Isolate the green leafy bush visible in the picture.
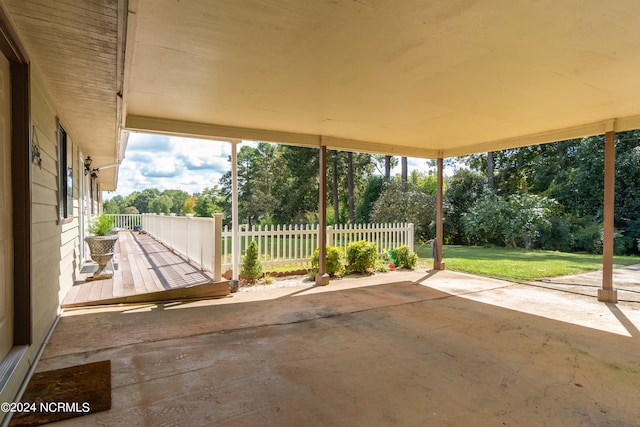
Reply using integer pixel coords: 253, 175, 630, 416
346, 240, 377, 273
311, 246, 345, 277
394, 245, 417, 269
375, 260, 389, 272
241, 241, 263, 282
573, 224, 602, 254
463, 193, 558, 248
88, 214, 114, 236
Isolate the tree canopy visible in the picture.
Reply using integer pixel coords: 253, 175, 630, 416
104, 134, 640, 255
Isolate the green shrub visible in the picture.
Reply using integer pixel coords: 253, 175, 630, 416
375, 260, 389, 272
573, 224, 602, 254
394, 245, 417, 269
241, 241, 263, 282
311, 246, 345, 277
540, 217, 572, 252
88, 214, 114, 236
346, 240, 377, 273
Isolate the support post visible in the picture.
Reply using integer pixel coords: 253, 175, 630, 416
316, 144, 329, 285
598, 131, 617, 302
231, 140, 240, 285
434, 157, 445, 270
213, 213, 223, 282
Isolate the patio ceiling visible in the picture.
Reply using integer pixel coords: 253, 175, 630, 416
5, 0, 640, 191
123, 0, 640, 157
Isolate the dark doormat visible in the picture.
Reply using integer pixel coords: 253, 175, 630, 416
9, 360, 111, 426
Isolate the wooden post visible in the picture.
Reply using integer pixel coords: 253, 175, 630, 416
316, 144, 329, 285
598, 131, 617, 302
434, 157, 445, 270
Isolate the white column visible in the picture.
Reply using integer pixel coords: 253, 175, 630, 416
231, 140, 240, 282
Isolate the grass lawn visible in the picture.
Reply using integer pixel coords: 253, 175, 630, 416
415, 244, 640, 281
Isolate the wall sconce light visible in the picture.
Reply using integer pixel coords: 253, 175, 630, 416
84, 156, 93, 176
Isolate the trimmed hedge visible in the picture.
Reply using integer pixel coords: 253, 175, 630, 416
312, 246, 345, 277
394, 245, 417, 269
346, 240, 377, 273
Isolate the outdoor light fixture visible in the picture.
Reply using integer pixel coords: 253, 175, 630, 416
84, 156, 93, 175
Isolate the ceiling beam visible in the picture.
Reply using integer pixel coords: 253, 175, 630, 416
443, 115, 640, 157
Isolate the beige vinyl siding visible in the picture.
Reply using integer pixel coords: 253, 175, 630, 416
0, 61, 83, 409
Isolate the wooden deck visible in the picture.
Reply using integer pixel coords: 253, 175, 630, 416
62, 231, 229, 308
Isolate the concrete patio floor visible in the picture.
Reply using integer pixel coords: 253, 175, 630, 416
32, 269, 640, 426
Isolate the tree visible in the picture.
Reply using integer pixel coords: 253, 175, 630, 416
385, 155, 392, 180
275, 145, 319, 223
443, 170, 487, 244
122, 206, 139, 215
181, 197, 196, 216
148, 195, 172, 215
330, 150, 341, 224
371, 181, 436, 241
241, 240, 263, 282
356, 176, 386, 223
163, 189, 190, 214
347, 151, 355, 223
103, 195, 124, 214
463, 193, 558, 248
401, 157, 408, 189
193, 187, 223, 218
219, 143, 284, 226
126, 188, 161, 213
487, 151, 495, 190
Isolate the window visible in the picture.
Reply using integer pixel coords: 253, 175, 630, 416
57, 122, 73, 222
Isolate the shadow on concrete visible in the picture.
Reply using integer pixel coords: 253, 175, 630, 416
606, 302, 640, 338
42, 280, 640, 426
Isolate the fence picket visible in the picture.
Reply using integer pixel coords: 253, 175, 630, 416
138, 213, 413, 270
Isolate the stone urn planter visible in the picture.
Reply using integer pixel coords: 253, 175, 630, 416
85, 214, 118, 280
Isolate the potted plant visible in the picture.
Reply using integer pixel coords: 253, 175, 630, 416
84, 214, 118, 280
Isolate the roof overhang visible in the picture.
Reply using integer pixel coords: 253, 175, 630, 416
5, 0, 640, 195
123, 0, 640, 158
2, 0, 128, 190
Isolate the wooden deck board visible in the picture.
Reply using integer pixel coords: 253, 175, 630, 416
62, 231, 229, 308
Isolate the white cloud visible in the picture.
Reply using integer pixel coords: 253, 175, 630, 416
105, 132, 453, 200
106, 132, 234, 199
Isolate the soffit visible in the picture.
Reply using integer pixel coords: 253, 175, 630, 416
3, 0, 122, 189
124, 0, 640, 157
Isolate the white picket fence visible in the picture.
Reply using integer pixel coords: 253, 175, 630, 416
135, 213, 414, 272
221, 222, 413, 269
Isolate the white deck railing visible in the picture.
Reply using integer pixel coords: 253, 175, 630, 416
138, 213, 414, 272
140, 214, 223, 281
106, 214, 142, 230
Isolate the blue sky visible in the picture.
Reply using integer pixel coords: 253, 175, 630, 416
104, 132, 440, 199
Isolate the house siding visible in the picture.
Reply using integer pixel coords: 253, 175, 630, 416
0, 61, 83, 417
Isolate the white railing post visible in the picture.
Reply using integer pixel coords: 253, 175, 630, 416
408, 223, 414, 252
213, 213, 222, 282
